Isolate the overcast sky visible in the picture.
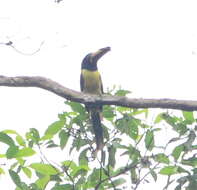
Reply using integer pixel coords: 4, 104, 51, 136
0, 0, 196, 189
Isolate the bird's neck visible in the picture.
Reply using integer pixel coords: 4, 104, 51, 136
81, 64, 98, 71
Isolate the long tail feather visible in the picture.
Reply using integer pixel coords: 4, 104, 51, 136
90, 110, 104, 151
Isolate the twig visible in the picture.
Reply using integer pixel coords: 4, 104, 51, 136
133, 163, 160, 190
102, 167, 117, 190
63, 167, 75, 190
62, 161, 75, 190
95, 162, 139, 190
11, 41, 45, 55
163, 176, 174, 190
38, 144, 51, 164
0, 40, 45, 55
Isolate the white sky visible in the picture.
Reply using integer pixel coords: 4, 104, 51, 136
0, 0, 196, 189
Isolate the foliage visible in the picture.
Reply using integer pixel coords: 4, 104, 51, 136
1, 87, 197, 190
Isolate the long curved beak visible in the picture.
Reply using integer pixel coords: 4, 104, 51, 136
91, 47, 111, 62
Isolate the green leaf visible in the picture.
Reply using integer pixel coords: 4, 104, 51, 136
45, 140, 58, 148
103, 124, 110, 140
176, 176, 187, 189
115, 89, 131, 96
132, 109, 148, 118
16, 158, 25, 166
79, 148, 88, 165
130, 168, 138, 184
129, 118, 139, 140
187, 176, 197, 190
29, 128, 40, 143
159, 166, 178, 175
52, 184, 73, 190
154, 113, 164, 124
150, 169, 157, 182
19, 182, 29, 190
71, 165, 89, 178
30, 163, 59, 175
192, 168, 197, 174
182, 157, 197, 167
41, 134, 53, 141
177, 166, 189, 174
72, 114, 86, 126
62, 160, 77, 170
161, 113, 185, 134
22, 167, 32, 178
191, 144, 197, 149
3, 129, 19, 135
111, 178, 126, 187
153, 128, 162, 132
72, 138, 87, 151
145, 130, 154, 151
59, 130, 69, 150
16, 135, 26, 146
45, 120, 65, 136
108, 145, 116, 168
159, 166, 180, 175
36, 175, 50, 189
0, 132, 15, 146
0, 167, 5, 175
76, 176, 86, 187
29, 183, 39, 190
128, 145, 141, 162
15, 147, 36, 158
50, 175, 62, 183
172, 145, 184, 161
182, 111, 194, 123
184, 130, 196, 151
6, 145, 19, 159
0, 154, 5, 158
177, 123, 188, 136
9, 169, 22, 188
116, 106, 131, 113
46, 143, 59, 148
154, 153, 170, 164
103, 105, 115, 119
88, 168, 104, 186
65, 101, 85, 114
115, 115, 139, 140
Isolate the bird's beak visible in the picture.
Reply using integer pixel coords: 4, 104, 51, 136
91, 47, 111, 62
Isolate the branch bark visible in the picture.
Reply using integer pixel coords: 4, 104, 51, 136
0, 75, 196, 111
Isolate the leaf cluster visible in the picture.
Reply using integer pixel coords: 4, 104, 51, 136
0, 87, 197, 189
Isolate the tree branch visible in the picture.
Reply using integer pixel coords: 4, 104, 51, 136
95, 162, 139, 190
0, 75, 196, 111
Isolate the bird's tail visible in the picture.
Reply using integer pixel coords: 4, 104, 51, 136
90, 109, 104, 151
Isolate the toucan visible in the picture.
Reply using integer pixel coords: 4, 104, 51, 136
80, 47, 111, 151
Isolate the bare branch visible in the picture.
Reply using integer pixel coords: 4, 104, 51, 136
0, 75, 197, 111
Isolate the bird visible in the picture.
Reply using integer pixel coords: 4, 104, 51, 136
80, 47, 111, 151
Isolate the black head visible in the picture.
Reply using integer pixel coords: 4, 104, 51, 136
81, 47, 111, 71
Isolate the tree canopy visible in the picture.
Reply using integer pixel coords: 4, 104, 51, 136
0, 84, 197, 190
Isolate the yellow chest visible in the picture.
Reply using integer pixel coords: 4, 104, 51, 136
81, 69, 102, 94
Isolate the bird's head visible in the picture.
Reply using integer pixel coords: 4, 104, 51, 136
81, 47, 111, 71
